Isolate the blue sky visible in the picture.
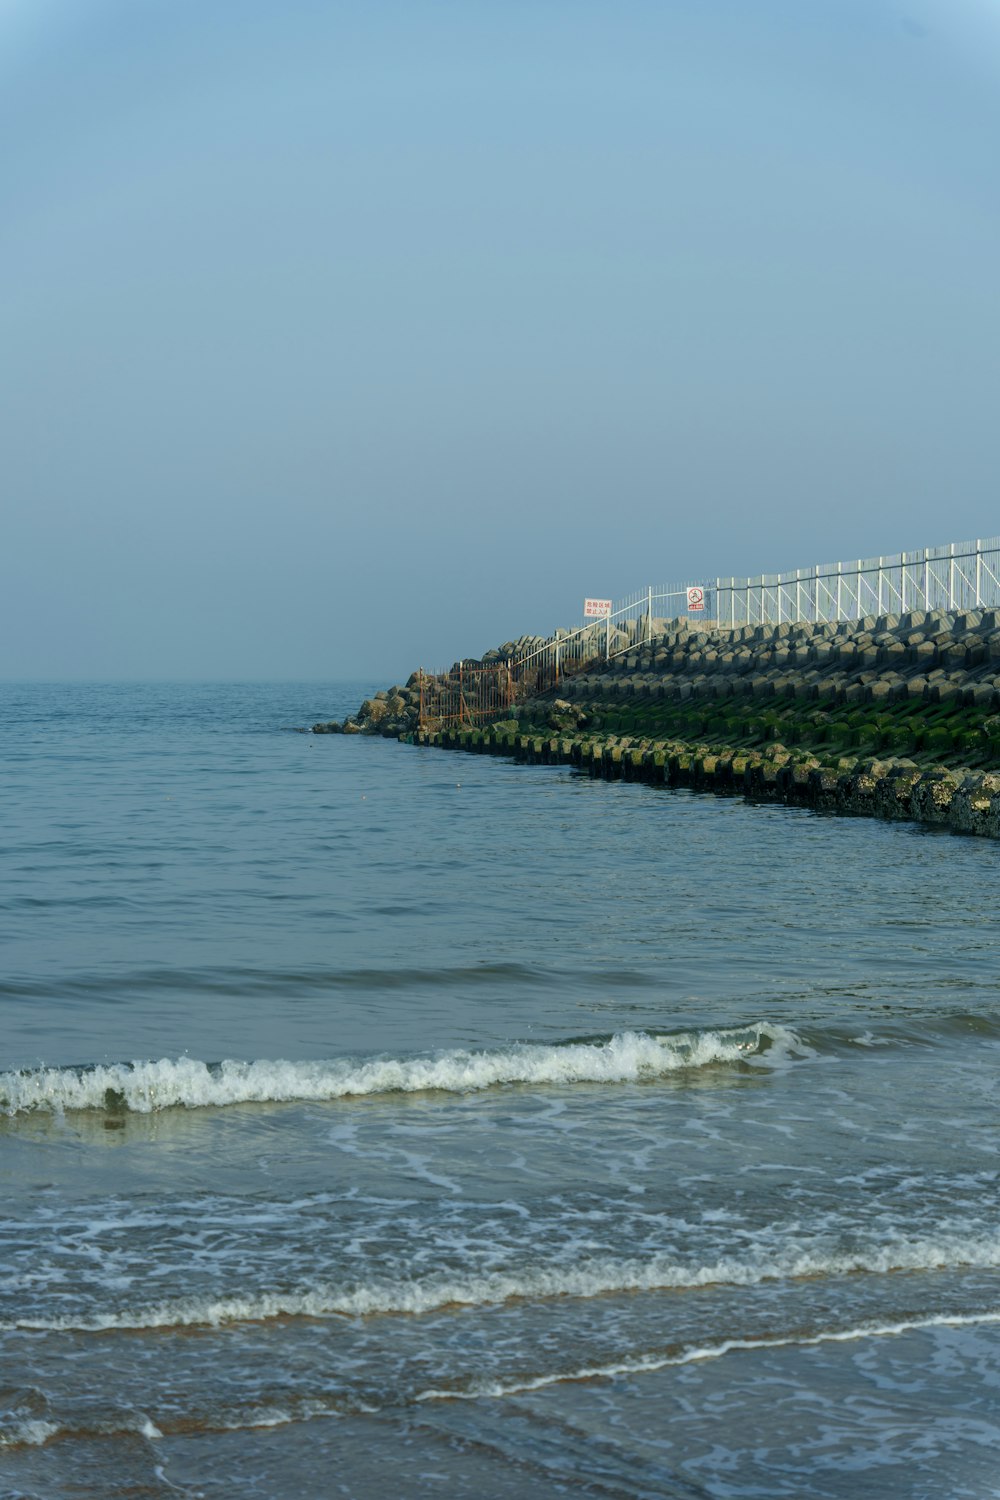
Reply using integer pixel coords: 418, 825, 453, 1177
3, 0, 999, 678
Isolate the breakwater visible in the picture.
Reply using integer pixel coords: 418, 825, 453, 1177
318, 607, 1000, 837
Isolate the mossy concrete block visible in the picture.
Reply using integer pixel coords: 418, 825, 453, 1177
873, 766, 920, 818
948, 772, 1000, 835
713, 753, 735, 783
805, 765, 837, 796
911, 769, 959, 824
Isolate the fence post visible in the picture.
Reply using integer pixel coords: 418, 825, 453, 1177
922, 548, 929, 611
949, 542, 955, 611
647, 586, 652, 642
977, 540, 983, 608
605, 611, 611, 661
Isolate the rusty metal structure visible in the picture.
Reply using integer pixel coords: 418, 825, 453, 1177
417, 618, 619, 731
417, 661, 515, 731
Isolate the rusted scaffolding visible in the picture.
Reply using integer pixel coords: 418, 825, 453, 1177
418, 660, 517, 731
417, 631, 606, 731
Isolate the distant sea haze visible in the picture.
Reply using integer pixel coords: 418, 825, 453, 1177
2, 681, 999, 1498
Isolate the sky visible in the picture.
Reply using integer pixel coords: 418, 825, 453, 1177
2, 0, 999, 679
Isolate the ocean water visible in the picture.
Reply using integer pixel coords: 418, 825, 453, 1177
2, 681, 1000, 1499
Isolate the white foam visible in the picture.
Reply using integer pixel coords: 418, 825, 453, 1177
6, 1229, 998, 1332
0, 1024, 804, 1116
0, 1413, 161, 1452
0, 1418, 60, 1448
415, 1308, 1000, 1404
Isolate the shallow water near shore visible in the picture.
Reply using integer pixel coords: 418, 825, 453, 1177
3, 681, 1000, 1498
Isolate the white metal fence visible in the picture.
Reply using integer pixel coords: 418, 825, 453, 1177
571, 538, 1000, 644
536, 538, 1000, 676
519, 538, 1000, 681
711, 538, 1000, 630
520, 583, 706, 671
420, 536, 1000, 727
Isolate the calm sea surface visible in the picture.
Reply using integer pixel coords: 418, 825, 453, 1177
2, 681, 1000, 1498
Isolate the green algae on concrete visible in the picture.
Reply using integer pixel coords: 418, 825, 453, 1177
324, 608, 1000, 838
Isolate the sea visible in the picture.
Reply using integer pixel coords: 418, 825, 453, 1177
2, 680, 1000, 1499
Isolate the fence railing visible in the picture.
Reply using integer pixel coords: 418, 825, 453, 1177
418, 582, 707, 729
715, 538, 1000, 630
418, 536, 1000, 728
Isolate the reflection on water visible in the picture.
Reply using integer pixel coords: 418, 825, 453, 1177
2, 683, 1000, 1496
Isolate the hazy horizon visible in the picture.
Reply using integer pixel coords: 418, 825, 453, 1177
4, 0, 999, 682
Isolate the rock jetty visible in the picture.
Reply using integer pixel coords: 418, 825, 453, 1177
317, 608, 1000, 838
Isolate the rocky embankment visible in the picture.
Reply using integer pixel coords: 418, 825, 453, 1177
313, 678, 423, 738
316, 608, 1000, 837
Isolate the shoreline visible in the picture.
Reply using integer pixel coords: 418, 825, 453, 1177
412, 719, 1000, 838
320, 607, 1000, 839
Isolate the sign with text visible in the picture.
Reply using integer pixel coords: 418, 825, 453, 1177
686, 586, 706, 612
584, 598, 613, 618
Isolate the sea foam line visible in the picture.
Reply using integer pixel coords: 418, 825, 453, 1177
6, 1313, 1000, 1447
5, 1232, 998, 1332
0, 1024, 803, 1115
5, 1311, 998, 1451
414, 1308, 1000, 1404
0, 1414, 161, 1453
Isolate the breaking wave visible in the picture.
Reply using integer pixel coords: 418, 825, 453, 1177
0, 1023, 806, 1116
6, 1230, 998, 1332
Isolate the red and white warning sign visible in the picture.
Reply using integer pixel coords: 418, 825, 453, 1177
584, 598, 613, 618
686, 586, 706, 612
